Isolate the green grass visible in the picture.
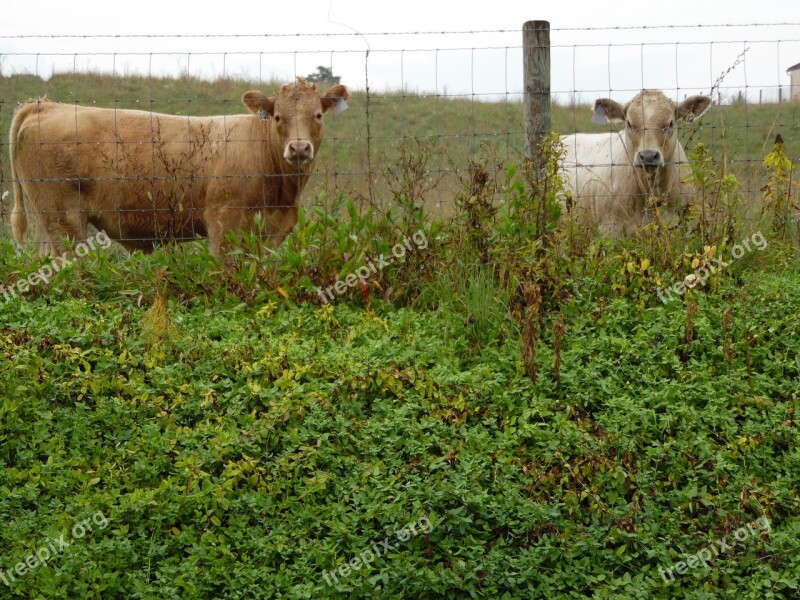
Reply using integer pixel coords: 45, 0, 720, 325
2, 72, 799, 218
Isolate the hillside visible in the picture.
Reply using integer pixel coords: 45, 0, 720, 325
2, 72, 799, 219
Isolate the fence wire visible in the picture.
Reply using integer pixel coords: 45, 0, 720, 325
0, 22, 798, 250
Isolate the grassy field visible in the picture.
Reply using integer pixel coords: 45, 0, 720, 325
1, 72, 800, 598
1, 72, 799, 216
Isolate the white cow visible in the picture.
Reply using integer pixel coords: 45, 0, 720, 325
560, 90, 712, 236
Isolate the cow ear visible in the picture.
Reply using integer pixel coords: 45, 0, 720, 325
321, 84, 350, 113
242, 91, 274, 118
592, 98, 625, 124
677, 95, 712, 122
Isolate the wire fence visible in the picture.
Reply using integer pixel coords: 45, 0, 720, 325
0, 22, 799, 250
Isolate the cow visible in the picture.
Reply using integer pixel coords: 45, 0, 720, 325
559, 90, 711, 237
9, 77, 349, 257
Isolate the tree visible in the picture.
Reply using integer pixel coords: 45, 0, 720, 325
306, 66, 340, 86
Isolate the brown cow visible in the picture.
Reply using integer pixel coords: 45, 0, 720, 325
9, 77, 349, 257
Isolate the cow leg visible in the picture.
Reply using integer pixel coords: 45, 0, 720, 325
25, 186, 89, 257
264, 206, 299, 247
205, 205, 258, 260
36, 210, 89, 256
205, 204, 298, 260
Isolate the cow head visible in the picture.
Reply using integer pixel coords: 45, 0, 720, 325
242, 78, 349, 170
593, 90, 711, 169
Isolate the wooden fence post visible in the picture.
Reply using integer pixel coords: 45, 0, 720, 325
523, 20, 551, 171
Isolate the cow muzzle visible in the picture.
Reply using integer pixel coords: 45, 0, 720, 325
284, 140, 314, 166
635, 149, 664, 168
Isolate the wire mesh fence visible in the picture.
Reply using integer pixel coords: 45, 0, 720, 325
0, 22, 799, 251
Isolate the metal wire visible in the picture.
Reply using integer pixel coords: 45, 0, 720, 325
0, 23, 798, 252
2, 22, 799, 38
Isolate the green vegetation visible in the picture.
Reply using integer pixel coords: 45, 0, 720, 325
0, 72, 799, 598
1, 271, 798, 598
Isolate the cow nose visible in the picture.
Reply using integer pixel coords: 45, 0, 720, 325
287, 140, 313, 161
638, 149, 662, 166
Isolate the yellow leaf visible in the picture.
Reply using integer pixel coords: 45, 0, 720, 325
171, 527, 181, 536
275, 286, 289, 299
640, 258, 650, 272
256, 301, 277, 317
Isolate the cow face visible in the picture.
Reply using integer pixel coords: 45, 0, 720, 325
593, 90, 711, 169
242, 78, 349, 170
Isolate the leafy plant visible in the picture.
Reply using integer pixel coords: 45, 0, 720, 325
685, 141, 744, 246
762, 134, 799, 241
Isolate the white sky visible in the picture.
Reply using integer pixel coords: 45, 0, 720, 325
1, 0, 799, 104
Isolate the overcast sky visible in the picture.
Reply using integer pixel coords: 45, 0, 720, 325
1, 0, 799, 104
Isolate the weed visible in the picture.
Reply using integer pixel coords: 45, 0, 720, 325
685, 142, 744, 246
102, 119, 214, 247
762, 134, 799, 242
522, 282, 542, 384
140, 268, 179, 345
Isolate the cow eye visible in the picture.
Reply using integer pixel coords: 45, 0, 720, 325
316, 112, 323, 120
273, 114, 281, 123
626, 120, 636, 131
667, 119, 675, 130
